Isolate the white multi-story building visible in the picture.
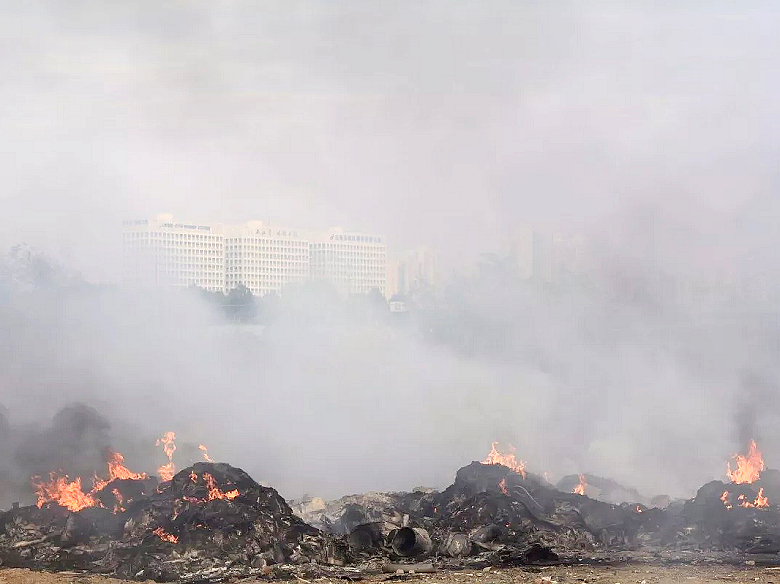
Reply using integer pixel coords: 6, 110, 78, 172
224, 221, 310, 296
122, 214, 225, 292
124, 216, 387, 297
309, 228, 387, 296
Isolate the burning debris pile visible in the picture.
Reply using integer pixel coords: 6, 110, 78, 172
5, 436, 780, 582
0, 461, 329, 581
668, 440, 780, 553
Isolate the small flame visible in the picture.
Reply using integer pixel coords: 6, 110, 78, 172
573, 474, 587, 496
736, 487, 770, 509
721, 490, 733, 509
498, 478, 509, 496
112, 488, 126, 513
190, 470, 198, 482
203, 472, 239, 501
726, 440, 764, 484
636, 505, 643, 513
483, 442, 526, 478
153, 527, 178, 543
198, 444, 215, 463
754, 487, 769, 508
156, 431, 177, 481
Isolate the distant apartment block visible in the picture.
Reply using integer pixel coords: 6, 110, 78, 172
123, 216, 386, 297
309, 228, 387, 296
225, 221, 310, 296
122, 214, 225, 292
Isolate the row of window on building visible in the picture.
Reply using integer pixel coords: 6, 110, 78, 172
123, 221, 387, 297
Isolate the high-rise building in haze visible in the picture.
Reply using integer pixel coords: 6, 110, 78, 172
224, 221, 310, 296
123, 216, 386, 297
309, 228, 387, 296
122, 214, 225, 292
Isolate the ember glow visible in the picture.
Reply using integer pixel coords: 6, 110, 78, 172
573, 474, 587, 496
726, 440, 764, 484
721, 490, 733, 509
156, 431, 177, 481
33, 474, 97, 512
153, 527, 178, 543
483, 442, 526, 478
199, 444, 215, 463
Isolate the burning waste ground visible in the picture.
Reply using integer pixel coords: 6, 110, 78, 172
3, 434, 780, 582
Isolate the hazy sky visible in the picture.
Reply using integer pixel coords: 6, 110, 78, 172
1, 1, 778, 280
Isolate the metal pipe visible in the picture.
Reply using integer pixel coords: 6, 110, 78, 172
390, 527, 432, 557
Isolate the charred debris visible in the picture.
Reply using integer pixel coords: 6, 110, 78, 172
3, 448, 780, 582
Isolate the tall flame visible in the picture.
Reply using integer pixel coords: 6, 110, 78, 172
573, 474, 587, 496
156, 431, 177, 481
198, 444, 214, 463
483, 442, 526, 478
726, 440, 764, 484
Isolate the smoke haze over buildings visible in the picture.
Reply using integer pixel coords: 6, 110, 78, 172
1, 2, 779, 507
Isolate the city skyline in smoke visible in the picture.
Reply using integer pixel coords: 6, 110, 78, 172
1, 2, 778, 281
1, 2, 779, 509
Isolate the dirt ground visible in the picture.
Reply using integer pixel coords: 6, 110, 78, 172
3, 564, 780, 584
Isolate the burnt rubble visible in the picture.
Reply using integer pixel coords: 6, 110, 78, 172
3, 461, 780, 582
0, 463, 331, 581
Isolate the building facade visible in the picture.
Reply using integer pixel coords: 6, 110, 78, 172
224, 221, 310, 296
309, 228, 387, 296
124, 216, 387, 297
122, 214, 225, 292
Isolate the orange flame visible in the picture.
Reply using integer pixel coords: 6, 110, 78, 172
721, 490, 733, 509
33, 474, 97, 512
498, 478, 509, 496
34, 450, 147, 512
94, 451, 148, 491
754, 487, 769, 508
153, 527, 178, 543
483, 442, 526, 478
573, 474, 587, 496
156, 431, 176, 481
203, 472, 239, 501
738, 487, 769, 509
726, 440, 764, 484
198, 444, 214, 463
